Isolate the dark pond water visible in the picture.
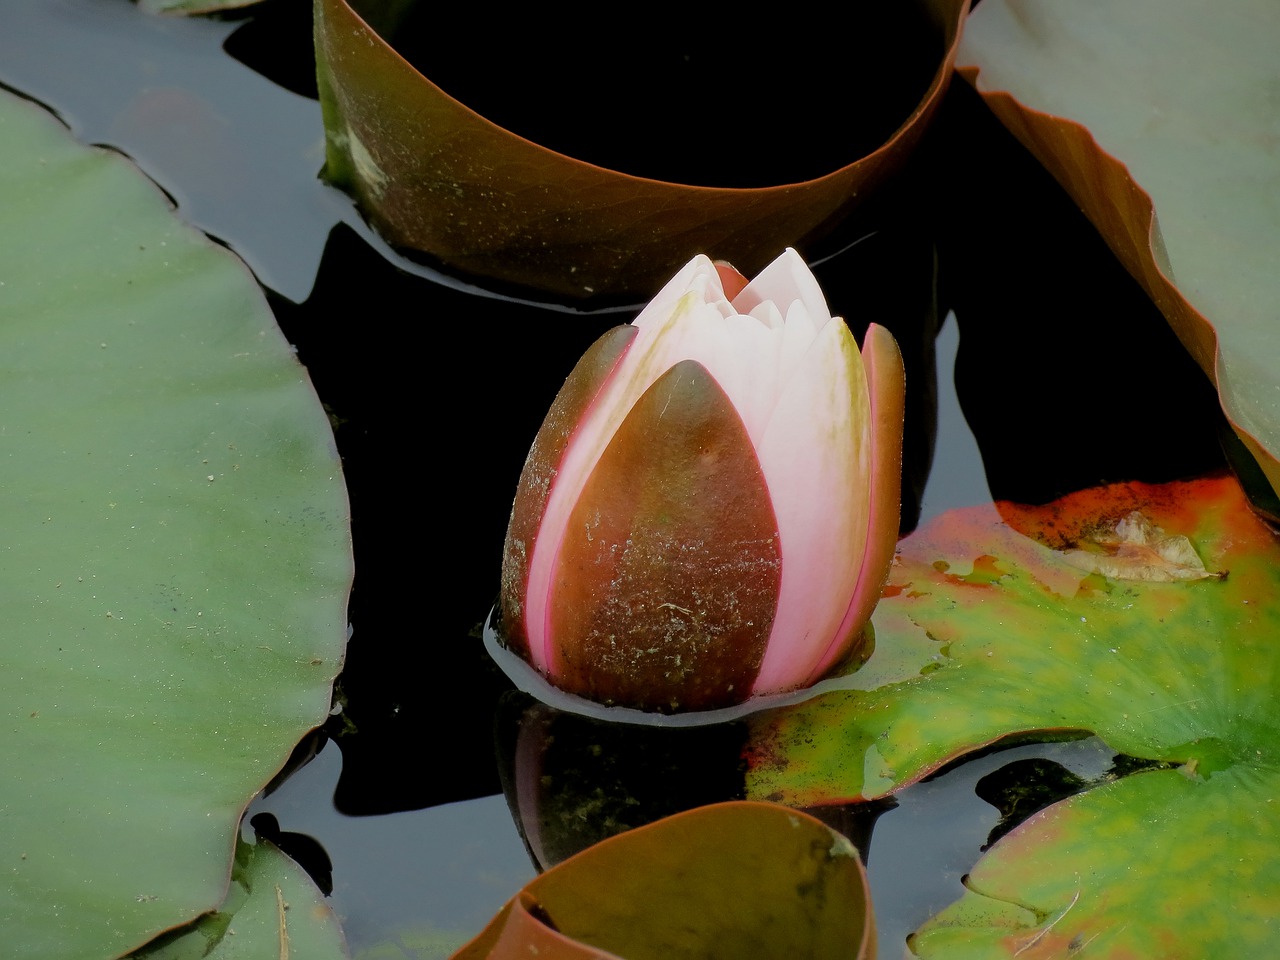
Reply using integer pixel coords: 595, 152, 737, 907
0, 1, 1230, 956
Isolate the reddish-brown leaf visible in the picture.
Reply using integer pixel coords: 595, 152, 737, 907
452, 801, 875, 960
315, 0, 969, 299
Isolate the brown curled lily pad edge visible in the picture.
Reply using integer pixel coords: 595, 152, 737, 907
956, 0, 1280, 509
313, 0, 971, 301
450, 801, 875, 960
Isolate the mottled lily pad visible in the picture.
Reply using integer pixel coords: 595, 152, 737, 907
745, 474, 1280, 955
956, 0, 1280, 499
0, 89, 351, 958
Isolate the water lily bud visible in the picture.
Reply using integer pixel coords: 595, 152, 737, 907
499, 249, 905, 712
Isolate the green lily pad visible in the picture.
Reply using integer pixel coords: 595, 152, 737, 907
452, 801, 874, 960
955, 0, 1280, 499
909, 766, 1280, 957
744, 474, 1280, 954
130, 839, 349, 959
0, 89, 351, 958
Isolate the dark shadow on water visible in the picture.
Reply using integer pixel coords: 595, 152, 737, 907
930, 80, 1227, 504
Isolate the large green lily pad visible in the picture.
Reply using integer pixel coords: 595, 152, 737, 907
0, 90, 351, 958
745, 474, 1280, 954
955, 0, 1280, 498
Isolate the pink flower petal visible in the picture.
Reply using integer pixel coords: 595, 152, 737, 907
804, 322, 905, 685
752, 315, 873, 694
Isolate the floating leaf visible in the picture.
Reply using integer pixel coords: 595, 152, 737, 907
1058, 510, 1222, 582
956, 0, 1280, 499
745, 474, 1280, 955
0, 89, 351, 958
908, 766, 1280, 958
314, 0, 969, 300
128, 839, 349, 959
747, 473, 1276, 799
452, 801, 874, 960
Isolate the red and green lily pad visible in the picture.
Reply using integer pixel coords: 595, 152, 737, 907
956, 0, 1280, 499
453, 801, 874, 960
0, 88, 351, 958
745, 474, 1280, 955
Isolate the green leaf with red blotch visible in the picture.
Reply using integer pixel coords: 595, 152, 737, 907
744, 474, 1280, 957
746, 474, 1276, 801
